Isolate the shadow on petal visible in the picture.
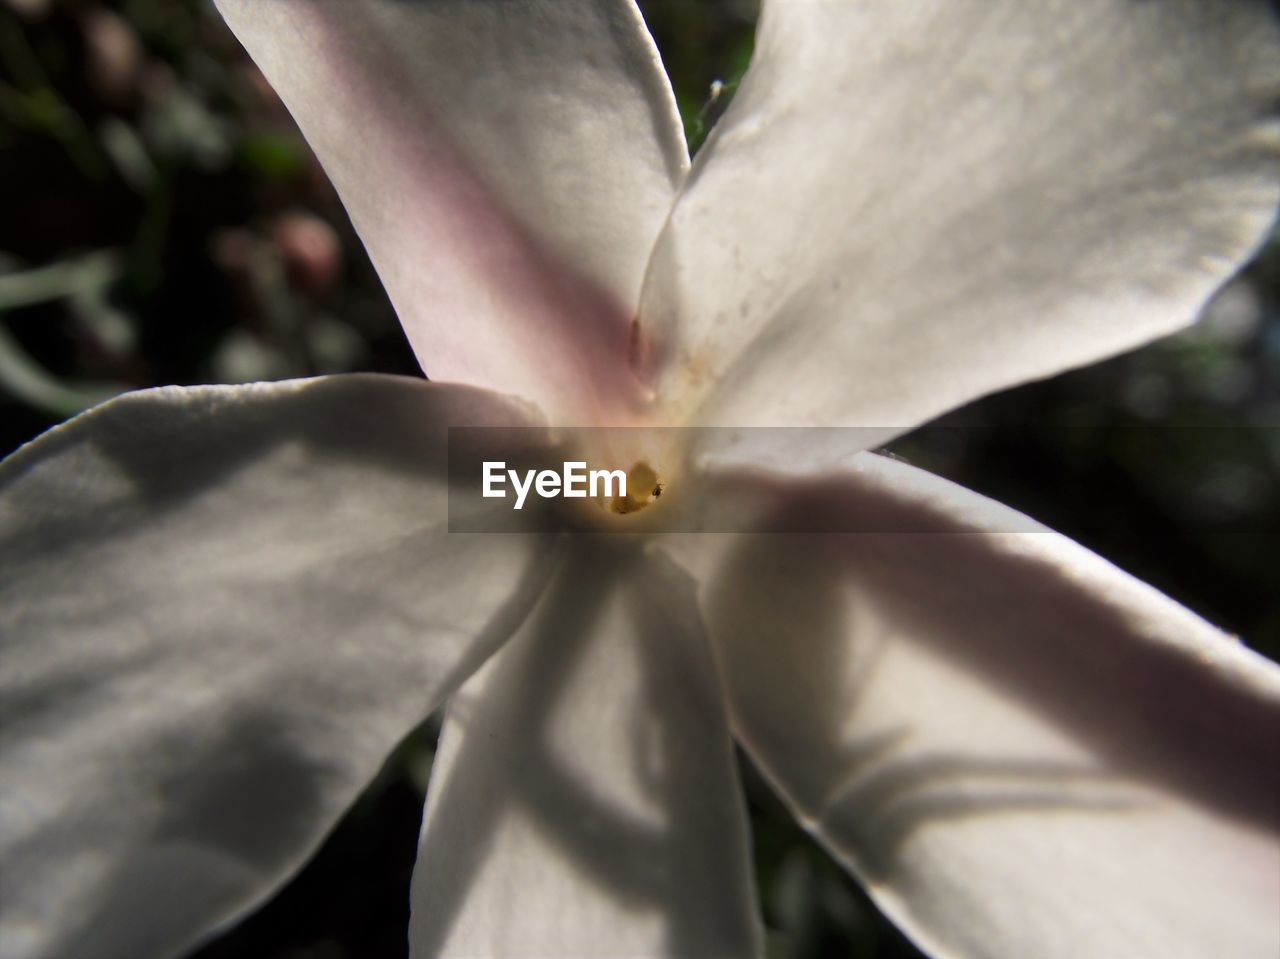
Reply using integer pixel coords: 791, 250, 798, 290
41, 709, 333, 958
411, 540, 761, 958
710, 473, 1278, 841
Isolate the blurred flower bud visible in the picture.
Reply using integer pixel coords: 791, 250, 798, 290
271, 211, 341, 295
4, 0, 51, 20
211, 227, 256, 280
80, 6, 144, 104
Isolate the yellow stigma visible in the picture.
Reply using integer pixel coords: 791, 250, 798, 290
611, 461, 662, 515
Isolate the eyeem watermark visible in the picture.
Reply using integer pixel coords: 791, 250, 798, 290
483, 461, 628, 510
449, 425, 1276, 533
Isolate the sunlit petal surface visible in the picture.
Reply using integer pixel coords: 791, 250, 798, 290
642, 0, 1280, 439
215, 0, 688, 423
410, 540, 763, 958
669, 453, 1280, 959
0, 376, 555, 959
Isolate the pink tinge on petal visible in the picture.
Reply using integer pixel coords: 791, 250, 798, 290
316, 31, 641, 421
257, 4, 670, 427
683, 453, 1280, 959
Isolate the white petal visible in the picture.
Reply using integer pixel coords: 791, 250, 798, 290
670, 454, 1280, 959
215, 0, 687, 424
409, 540, 762, 959
641, 0, 1280, 438
0, 375, 555, 959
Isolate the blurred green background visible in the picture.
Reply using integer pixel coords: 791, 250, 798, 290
1, 1, 1275, 957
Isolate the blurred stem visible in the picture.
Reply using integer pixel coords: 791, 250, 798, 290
0, 17, 110, 179
128, 169, 173, 294
0, 324, 120, 417
0, 250, 122, 310
0, 12, 46, 90
0, 250, 129, 416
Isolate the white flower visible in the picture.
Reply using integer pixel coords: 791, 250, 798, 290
2, 2, 1278, 958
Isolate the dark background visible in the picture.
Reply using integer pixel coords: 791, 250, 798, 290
1, 1, 1275, 957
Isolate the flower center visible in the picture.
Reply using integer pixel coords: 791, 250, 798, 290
544, 427, 684, 532
611, 461, 664, 515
